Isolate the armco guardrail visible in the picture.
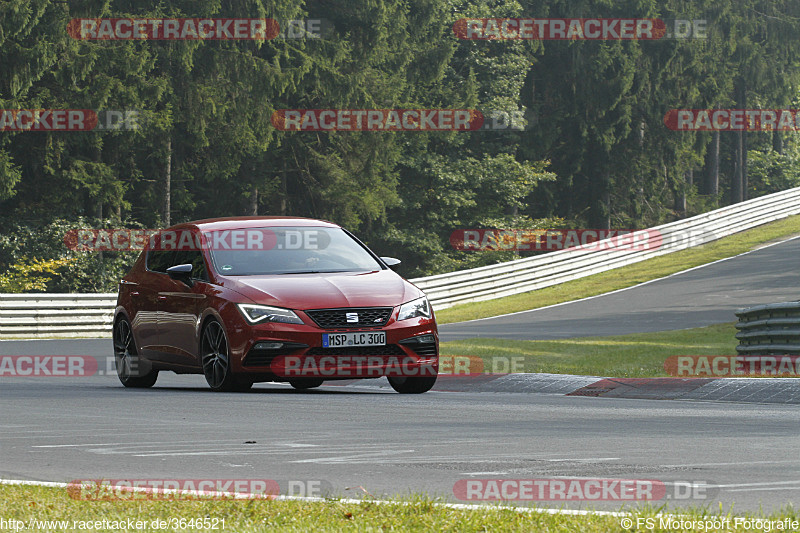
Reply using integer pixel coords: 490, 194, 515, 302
410, 187, 800, 309
0, 293, 116, 339
735, 302, 800, 355
1, 187, 800, 338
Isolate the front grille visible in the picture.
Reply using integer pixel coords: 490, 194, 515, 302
407, 342, 437, 357
305, 307, 393, 329
306, 344, 406, 357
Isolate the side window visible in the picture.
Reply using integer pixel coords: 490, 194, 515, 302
146, 251, 175, 273
172, 250, 209, 282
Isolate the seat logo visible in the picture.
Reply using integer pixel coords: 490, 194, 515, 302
345, 312, 359, 323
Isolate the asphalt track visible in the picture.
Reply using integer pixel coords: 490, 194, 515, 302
439, 235, 800, 341
1, 372, 799, 513
2, 236, 800, 513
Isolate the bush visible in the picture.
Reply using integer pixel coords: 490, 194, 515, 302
0, 217, 141, 293
748, 146, 800, 197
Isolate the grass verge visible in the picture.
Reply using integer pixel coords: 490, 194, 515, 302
435, 215, 800, 324
440, 323, 738, 378
1, 484, 798, 532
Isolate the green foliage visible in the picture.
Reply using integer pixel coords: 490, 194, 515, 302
0, 0, 799, 289
0, 217, 140, 292
0, 257, 74, 293
0, 149, 21, 201
748, 144, 800, 196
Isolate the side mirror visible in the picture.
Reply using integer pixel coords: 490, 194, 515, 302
380, 257, 401, 267
167, 263, 194, 287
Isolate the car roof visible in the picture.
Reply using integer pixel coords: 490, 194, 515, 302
169, 216, 341, 231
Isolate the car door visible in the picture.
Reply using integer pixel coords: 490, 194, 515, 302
156, 248, 209, 367
133, 249, 174, 359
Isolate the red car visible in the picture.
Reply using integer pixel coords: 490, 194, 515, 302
113, 217, 439, 393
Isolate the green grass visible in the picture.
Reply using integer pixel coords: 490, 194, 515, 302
440, 323, 738, 378
436, 214, 800, 324
1, 484, 798, 532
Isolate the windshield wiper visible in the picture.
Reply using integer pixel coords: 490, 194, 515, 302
273, 269, 359, 275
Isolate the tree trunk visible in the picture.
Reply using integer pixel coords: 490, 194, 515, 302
95, 144, 103, 220
599, 172, 610, 229
731, 78, 746, 203
773, 131, 783, 154
679, 169, 692, 216
162, 138, 171, 226
742, 125, 748, 200
280, 159, 288, 215
250, 184, 258, 215
732, 132, 743, 203
705, 131, 719, 196
673, 168, 686, 217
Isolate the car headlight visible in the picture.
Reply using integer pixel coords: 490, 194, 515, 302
397, 297, 431, 321
236, 303, 304, 325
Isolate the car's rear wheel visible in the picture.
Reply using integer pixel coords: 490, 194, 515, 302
387, 376, 436, 394
114, 318, 158, 388
289, 378, 324, 390
201, 320, 251, 392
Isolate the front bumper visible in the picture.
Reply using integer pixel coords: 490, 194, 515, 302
225, 311, 438, 380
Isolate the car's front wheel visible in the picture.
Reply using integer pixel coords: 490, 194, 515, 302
387, 376, 437, 394
201, 319, 251, 392
114, 318, 158, 388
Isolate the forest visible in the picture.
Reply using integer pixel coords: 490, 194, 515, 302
1, 0, 799, 292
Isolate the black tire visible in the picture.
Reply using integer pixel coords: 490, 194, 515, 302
289, 378, 324, 390
113, 318, 158, 388
387, 376, 437, 394
201, 320, 250, 392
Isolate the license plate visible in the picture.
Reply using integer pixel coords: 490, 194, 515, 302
323, 331, 386, 348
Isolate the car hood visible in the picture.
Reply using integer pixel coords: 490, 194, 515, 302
221, 269, 422, 310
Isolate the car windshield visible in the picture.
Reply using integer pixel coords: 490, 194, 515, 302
205, 226, 383, 275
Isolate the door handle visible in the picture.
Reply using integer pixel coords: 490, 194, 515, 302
158, 295, 167, 300
130, 291, 140, 296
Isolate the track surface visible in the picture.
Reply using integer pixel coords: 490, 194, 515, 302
440, 236, 800, 341
1, 372, 799, 513
3, 237, 800, 513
